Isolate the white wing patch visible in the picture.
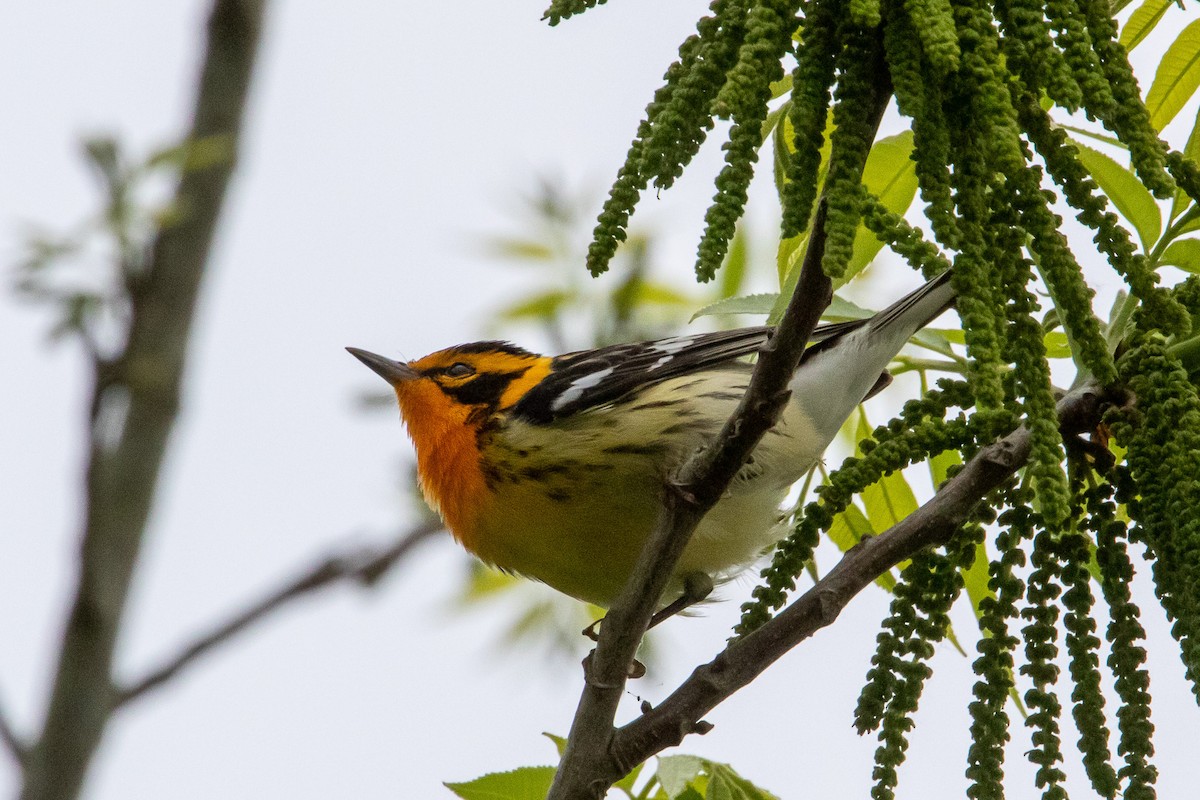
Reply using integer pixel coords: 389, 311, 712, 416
550, 366, 615, 411
648, 354, 674, 371
651, 336, 695, 354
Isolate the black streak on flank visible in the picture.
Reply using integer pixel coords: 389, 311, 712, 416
630, 399, 685, 411
546, 489, 572, 503
602, 443, 668, 457
660, 420, 714, 436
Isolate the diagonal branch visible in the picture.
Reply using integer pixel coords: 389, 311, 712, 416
0, 696, 27, 767
549, 43, 894, 800
594, 382, 1114, 780
114, 520, 442, 707
20, 3, 268, 799
549, 205, 835, 799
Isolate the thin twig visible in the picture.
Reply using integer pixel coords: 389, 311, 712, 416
20, 4, 267, 799
0, 697, 27, 767
595, 382, 1113, 780
114, 520, 442, 707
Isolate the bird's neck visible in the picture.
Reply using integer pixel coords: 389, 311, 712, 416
393, 382, 490, 549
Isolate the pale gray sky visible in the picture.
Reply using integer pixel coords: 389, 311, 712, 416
2, 2, 1199, 799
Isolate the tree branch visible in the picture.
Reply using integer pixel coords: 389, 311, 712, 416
0, 696, 27, 767
20, 3, 267, 799
549, 40, 894, 800
114, 521, 442, 707
549, 202, 835, 800
598, 382, 1115, 779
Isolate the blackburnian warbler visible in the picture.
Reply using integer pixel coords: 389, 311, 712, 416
349, 271, 955, 613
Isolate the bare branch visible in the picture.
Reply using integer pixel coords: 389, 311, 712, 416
599, 382, 1115, 781
20, 3, 268, 799
114, 521, 441, 707
550, 204, 834, 799
0, 696, 27, 767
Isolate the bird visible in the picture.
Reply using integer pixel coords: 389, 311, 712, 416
348, 271, 955, 620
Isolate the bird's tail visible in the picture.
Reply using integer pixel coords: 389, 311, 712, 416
790, 271, 956, 441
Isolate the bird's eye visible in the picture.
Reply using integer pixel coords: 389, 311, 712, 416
444, 362, 475, 378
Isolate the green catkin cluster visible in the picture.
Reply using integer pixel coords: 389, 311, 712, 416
1059, 524, 1120, 797
560, 0, 1198, 795
994, 0, 1081, 111
881, 2, 958, 247
966, 494, 1032, 800
941, 152, 1008, 415
543, 0, 606, 26
779, 0, 839, 238
899, 0, 958, 76
737, 412, 978, 634
1091, 482, 1158, 799
586, 1, 751, 276
817, 27, 883, 282
695, 1, 795, 280
860, 193, 952, 279
1076, 0, 1173, 197
1021, 528, 1069, 799
1174, 275, 1200, 324
849, 0, 881, 30
641, 7, 746, 191
987, 191, 1071, 525
858, 527, 978, 800
1111, 337, 1200, 702
1167, 149, 1200, 207
1016, 92, 1190, 336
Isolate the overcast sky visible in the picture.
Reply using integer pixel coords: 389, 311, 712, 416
2, 2, 1199, 799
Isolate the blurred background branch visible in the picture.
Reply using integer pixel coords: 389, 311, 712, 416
114, 519, 442, 707
17, 2, 267, 799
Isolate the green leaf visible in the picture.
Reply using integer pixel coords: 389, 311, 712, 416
691, 293, 779, 321
827, 502, 897, 592
657, 755, 706, 798
628, 282, 694, 308
445, 767, 557, 800
486, 237, 558, 263
1043, 330, 1072, 359
1071, 140, 1162, 248
1057, 123, 1126, 150
542, 732, 567, 757
960, 540, 993, 622
1119, 0, 1174, 52
856, 415, 919, 531
494, 290, 573, 322
1145, 18, 1200, 131
841, 132, 918, 286
771, 107, 794, 202
928, 446, 961, 488
822, 294, 875, 320
706, 763, 777, 800
768, 74, 793, 100
1178, 209, 1200, 235
613, 760, 646, 795
1159, 238, 1200, 272
860, 470, 918, 531
718, 224, 749, 299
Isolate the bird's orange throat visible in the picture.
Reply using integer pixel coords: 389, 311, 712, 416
393, 381, 490, 550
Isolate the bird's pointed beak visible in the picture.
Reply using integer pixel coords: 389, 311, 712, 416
346, 347, 419, 384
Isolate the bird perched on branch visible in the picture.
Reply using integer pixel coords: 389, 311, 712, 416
349, 271, 954, 622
